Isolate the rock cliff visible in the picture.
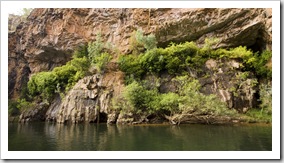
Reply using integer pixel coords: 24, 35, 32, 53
8, 8, 272, 124
9, 8, 272, 99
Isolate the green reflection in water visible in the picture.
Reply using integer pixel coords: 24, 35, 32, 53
8, 123, 272, 151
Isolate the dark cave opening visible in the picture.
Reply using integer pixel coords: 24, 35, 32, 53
247, 36, 266, 54
98, 112, 108, 123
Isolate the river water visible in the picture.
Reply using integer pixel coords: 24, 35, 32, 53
8, 122, 271, 151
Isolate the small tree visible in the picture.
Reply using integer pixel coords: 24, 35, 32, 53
88, 33, 104, 64
129, 29, 157, 55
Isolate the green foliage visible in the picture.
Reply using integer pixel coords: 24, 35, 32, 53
27, 35, 115, 101
117, 38, 272, 121
28, 71, 57, 100
245, 109, 272, 123
135, 29, 157, 51
73, 44, 88, 59
118, 55, 144, 80
138, 48, 165, 73
8, 100, 20, 116
88, 33, 105, 64
259, 82, 272, 115
173, 75, 201, 95
129, 31, 144, 55
119, 41, 207, 81
120, 78, 235, 117
252, 50, 272, 79
58, 57, 90, 90
16, 99, 35, 112
201, 38, 220, 57
93, 52, 112, 73
28, 56, 90, 100
159, 92, 181, 114
211, 46, 272, 79
129, 29, 157, 54
228, 46, 254, 62
171, 76, 236, 116
8, 99, 36, 116
86, 33, 113, 73
122, 81, 159, 113
236, 71, 250, 80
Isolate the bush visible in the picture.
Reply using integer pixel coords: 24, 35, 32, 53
129, 29, 157, 54
122, 81, 160, 113
118, 55, 144, 80
28, 71, 57, 100
171, 76, 236, 116
172, 75, 200, 95
8, 100, 20, 116
159, 92, 181, 114
16, 99, 35, 112
201, 38, 220, 52
245, 109, 272, 123
88, 33, 104, 64
135, 29, 157, 51
253, 50, 272, 79
210, 46, 272, 79
87, 33, 113, 73
118, 39, 272, 118
139, 49, 165, 73
120, 78, 235, 117
73, 44, 88, 59
28, 56, 90, 100
93, 52, 112, 73
259, 82, 272, 115
120, 41, 207, 79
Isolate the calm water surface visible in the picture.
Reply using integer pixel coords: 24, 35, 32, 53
8, 123, 272, 151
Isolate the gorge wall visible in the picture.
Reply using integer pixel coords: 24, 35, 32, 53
8, 8, 272, 124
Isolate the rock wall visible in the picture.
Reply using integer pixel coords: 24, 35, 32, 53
8, 8, 272, 99
200, 59, 257, 113
10, 8, 272, 124
45, 65, 124, 124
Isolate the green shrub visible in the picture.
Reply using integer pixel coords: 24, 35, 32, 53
172, 75, 201, 95
159, 92, 181, 114
177, 79, 236, 116
16, 99, 35, 112
122, 81, 159, 113
88, 33, 105, 64
28, 56, 90, 100
93, 52, 112, 73
208, 45, 271, 79
129, 31, 144, 55
86, 33, 113, 73
8, 100, 20, 116
121, 78, 235, 117
139, 49, 165, 73
135, 29, 157, 51
259, 82, 272, 115
245, 109, 272, 123
120, 41, 207, 78
201, 38, 220, 52
28, 71, 57, 100
253, 50, 272, 79
73, 44, 88, 59
118, 55, 144, 80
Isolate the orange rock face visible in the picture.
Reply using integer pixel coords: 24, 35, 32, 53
8, 8, 272, 99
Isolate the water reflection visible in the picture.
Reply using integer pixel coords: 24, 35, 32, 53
8, 123, 272, 151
